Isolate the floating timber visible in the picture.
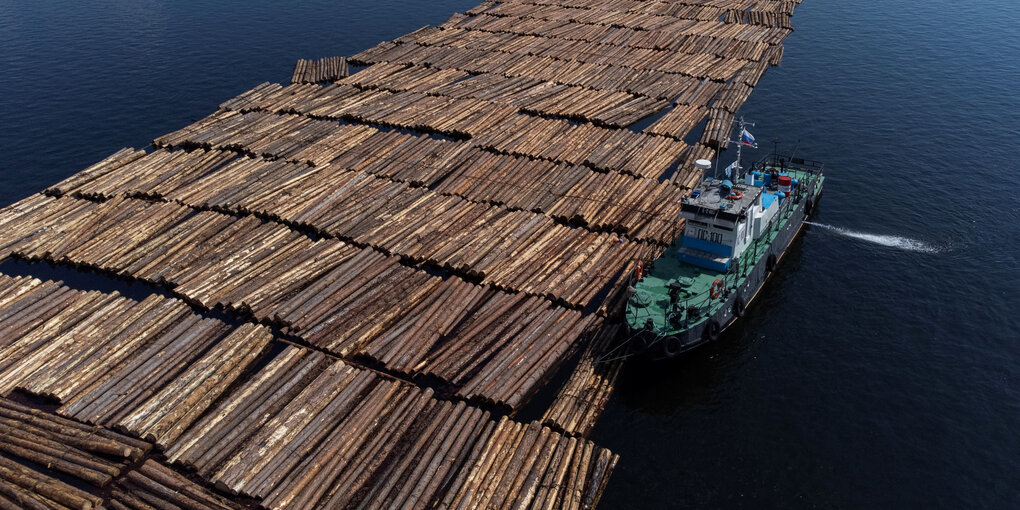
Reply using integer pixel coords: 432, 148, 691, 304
290, 56, 349, 84
0, 397, 148, 509
0, 274, 616, 509
111, 460, 243, 510
542, 324, 625, 437
0, 0, 805, 506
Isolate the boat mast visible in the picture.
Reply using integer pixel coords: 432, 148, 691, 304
730, 116, 754, 180
735, 117, 744, 173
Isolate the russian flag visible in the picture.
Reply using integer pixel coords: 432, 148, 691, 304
740, 128, 756, 147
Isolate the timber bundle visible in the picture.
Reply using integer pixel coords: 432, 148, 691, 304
0, 397, 147, 510
110, 460, 243, 510
542, 324, 626, 437
0, 0, 803, 507
0, 195, 604, 408
0, 276, 615, 509
290, 56, 349, 84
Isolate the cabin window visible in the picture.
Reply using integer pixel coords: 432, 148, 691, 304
710, 232, 723, 244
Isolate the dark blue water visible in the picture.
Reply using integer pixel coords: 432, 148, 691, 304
1, 1, 1017, 508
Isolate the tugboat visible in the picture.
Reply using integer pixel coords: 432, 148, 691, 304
623, 119, 824, 359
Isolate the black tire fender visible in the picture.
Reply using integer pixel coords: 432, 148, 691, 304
766, 253, 778, 273
662, 335, 682, 358
732, 294, 745, 317
702, 320, 721, 342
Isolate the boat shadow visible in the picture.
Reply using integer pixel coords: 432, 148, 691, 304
608, 232, 810, 415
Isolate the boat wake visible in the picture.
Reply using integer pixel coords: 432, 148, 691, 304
805, 222, 939, 253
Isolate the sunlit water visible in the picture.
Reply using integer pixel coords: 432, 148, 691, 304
1, 1, 1018, 508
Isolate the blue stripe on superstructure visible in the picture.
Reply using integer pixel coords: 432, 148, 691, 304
681, 236, 733, 256
677, 252, 730, 272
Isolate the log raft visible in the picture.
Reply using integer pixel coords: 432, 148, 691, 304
0, 397, 146, 509
0, 275, 616, 508
542, 323, 625, 437
290, 56, 349, 84
0, 0, 804, 506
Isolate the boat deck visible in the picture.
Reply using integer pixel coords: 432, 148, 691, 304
628, 167, 821, 334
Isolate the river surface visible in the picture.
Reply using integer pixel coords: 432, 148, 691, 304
1, 1, 1017, 508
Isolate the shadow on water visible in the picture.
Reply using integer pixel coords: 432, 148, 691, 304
608, 234, 809, 416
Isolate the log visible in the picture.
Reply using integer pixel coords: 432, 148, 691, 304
0, 455, 100, 510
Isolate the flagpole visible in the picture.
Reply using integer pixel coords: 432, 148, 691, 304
735, 117, 743, 178
732, 116, 756, 182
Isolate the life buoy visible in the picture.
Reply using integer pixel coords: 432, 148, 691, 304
710, 278, 724, 300
635, 260, 644, 281
702, 320, 721, 341
662, 335, 682, 358
728, 190, 743, 200
732, 294, 745, 317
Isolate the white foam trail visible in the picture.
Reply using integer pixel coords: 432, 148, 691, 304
805, 222, 939, 253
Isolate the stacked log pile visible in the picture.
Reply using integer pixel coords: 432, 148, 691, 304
12, 166, 661, 310
643, 104, 708, 140
478, 0, 726, 25
290, 56, 349, 84
458, 4, 773, 55
440, 417, 618, 509
341, 62, 472, 95
424, 293, 597, 408
155, 109, 462, 179
101, 323, 272, 445
0, 284, 617, 509
42, 138, 684, 246
216, 82, 519, 139
43, 148, 146, 196
471, 114, 687, 179
340, 61, 669, 127
351, 41, 702, 101
59, 148, 238, 200
0, 453, 104, 510
151, 120, 683, 244
701, 107, 737, 149
0, 274, 273, 447
0, 397, 147, 475
165, 346, 614, 509
542, 323, 625, 437
399, 24, 747, 79
0, 198, 613, 408
480, 2, 687, 31
350, 0, 798, 189
0, 397, 147, 509
431, 150, 590, 211
433, 148, 685, 240
110, 460, 243, 510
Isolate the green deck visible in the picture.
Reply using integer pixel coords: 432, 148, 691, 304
626, 167, 822, 335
